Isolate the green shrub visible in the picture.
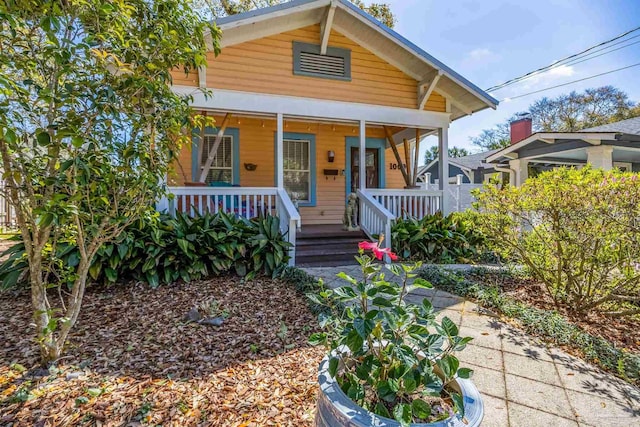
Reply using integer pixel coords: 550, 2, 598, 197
391, 211, 492, 264
474, 167, 640, 317
0, 211, 292, 289
420, 267, 640, 385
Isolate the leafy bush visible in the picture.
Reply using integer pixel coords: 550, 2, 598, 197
391, 211, 491, 264
0, 211, 292, 289
309, 240, 473, 425
474, 167, 640, 317
420, 266, 640, 385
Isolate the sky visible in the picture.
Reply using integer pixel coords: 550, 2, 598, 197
383, 0, 640, 163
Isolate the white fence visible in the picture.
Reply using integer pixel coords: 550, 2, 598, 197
0, 181, 18, 231
422, 174, 484, 213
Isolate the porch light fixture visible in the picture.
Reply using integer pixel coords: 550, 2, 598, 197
328, 150, 335, 163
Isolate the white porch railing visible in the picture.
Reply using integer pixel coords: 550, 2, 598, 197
159, 187, 301, 266
366, 189, 443, 219
0, 180, 18, 232
357, 189, 394, 252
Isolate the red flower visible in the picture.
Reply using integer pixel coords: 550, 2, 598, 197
358, 240, 398, 261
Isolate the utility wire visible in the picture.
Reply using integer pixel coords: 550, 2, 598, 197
503, 62, 640, 101
559, 38, 640, 69
486, 26, 640, 92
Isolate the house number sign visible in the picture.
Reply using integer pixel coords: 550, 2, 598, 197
389, 163, 407, 170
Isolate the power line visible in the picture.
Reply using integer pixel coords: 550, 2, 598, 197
503, 61, 640, 101
486, 26, 640, 92
560, 38, 640, 69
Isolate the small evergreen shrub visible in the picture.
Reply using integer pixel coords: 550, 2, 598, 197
391, 212, 493, 264
0, 210, 292, 289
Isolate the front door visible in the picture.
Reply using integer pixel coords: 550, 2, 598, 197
350, 147, 380, 193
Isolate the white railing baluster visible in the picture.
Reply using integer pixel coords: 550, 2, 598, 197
364, 189, 443, 219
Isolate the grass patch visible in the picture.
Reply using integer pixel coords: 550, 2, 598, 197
420, 266, 640, 386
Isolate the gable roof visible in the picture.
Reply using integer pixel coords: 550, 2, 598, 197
418, 149, 501, 177
581, 116, 640, 134
486, 116, 640, 164
213, 0, 498, 120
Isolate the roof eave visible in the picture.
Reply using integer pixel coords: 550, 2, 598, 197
486, 131, 622, 163
335, 0, 498, 110
214, 0, 497, 112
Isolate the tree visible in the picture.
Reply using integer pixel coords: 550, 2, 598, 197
0, 1, 218, 364
471, 86, 640, 150
423, 146, 470, 165
469, 122, 512, 151
196, 0, 396, 27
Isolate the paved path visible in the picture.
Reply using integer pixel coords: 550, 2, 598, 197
303, 265, 640, 427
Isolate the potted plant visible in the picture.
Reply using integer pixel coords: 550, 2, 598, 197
308, 239, 483, 427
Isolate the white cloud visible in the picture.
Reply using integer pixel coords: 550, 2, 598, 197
465, 48, 503, 66
497, 64, 577, 99
468, 48, 494, 60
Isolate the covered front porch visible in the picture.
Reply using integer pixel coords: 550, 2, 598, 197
158, 92, 453, 265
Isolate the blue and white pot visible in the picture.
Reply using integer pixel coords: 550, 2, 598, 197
315, 355, 484, 427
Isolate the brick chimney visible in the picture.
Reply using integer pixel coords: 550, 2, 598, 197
510, 114, 533, 144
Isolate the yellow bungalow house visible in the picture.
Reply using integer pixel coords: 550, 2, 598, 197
162, 0, 498, 266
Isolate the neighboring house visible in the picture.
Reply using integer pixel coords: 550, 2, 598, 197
418, 149, 502, 184
164, 0, 497, 264
487, 116, 640, 186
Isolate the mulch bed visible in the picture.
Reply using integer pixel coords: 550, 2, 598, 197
0, 277, 324, 426
466, 271, 640, 353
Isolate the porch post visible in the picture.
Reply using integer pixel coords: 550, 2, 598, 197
359, 120, 366, 191
509, 159, 529, 186
276, 113, 284, 188
586, 145, 614, 171
438, 126, 450, 214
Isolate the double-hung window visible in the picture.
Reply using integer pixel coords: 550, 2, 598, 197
283, 138, 311, 203
201, 134, 233, 184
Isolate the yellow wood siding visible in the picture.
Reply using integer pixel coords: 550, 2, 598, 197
170, 67, 198, 87
202, 25, 445, 112
173, 116, 410, 224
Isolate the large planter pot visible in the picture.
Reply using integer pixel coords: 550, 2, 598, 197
315, 355, 484, 427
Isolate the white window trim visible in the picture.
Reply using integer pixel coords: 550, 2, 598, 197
283, 138, 311, 203
201, 134, 234, 183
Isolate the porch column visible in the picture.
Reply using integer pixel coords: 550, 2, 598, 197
438, 126, 449, 214
276, 113, 284, 188
587, 145, 614, 171
359, 120, 366, 191
509, 159, 529, 186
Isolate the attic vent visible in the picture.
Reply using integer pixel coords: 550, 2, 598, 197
293, 41, 351, 81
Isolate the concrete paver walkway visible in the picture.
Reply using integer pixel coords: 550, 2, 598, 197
303, 265, 640, 427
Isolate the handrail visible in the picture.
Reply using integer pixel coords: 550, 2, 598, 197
365, 188, 443, 197
276, 188, 301, 266
357, 189, 394, 259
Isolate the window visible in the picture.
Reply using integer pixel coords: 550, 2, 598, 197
201, 134, 233, 184
293, 41, 351, 81
284, 138, 311, 203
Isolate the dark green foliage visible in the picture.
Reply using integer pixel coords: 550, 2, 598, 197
391, 212, 492, 264
310, 248, 471, 425
420, 267, 640, 385
0, 211, 291, 289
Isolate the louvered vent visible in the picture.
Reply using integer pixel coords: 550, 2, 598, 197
299, 52, 345, 78
293, 41, 351, 81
